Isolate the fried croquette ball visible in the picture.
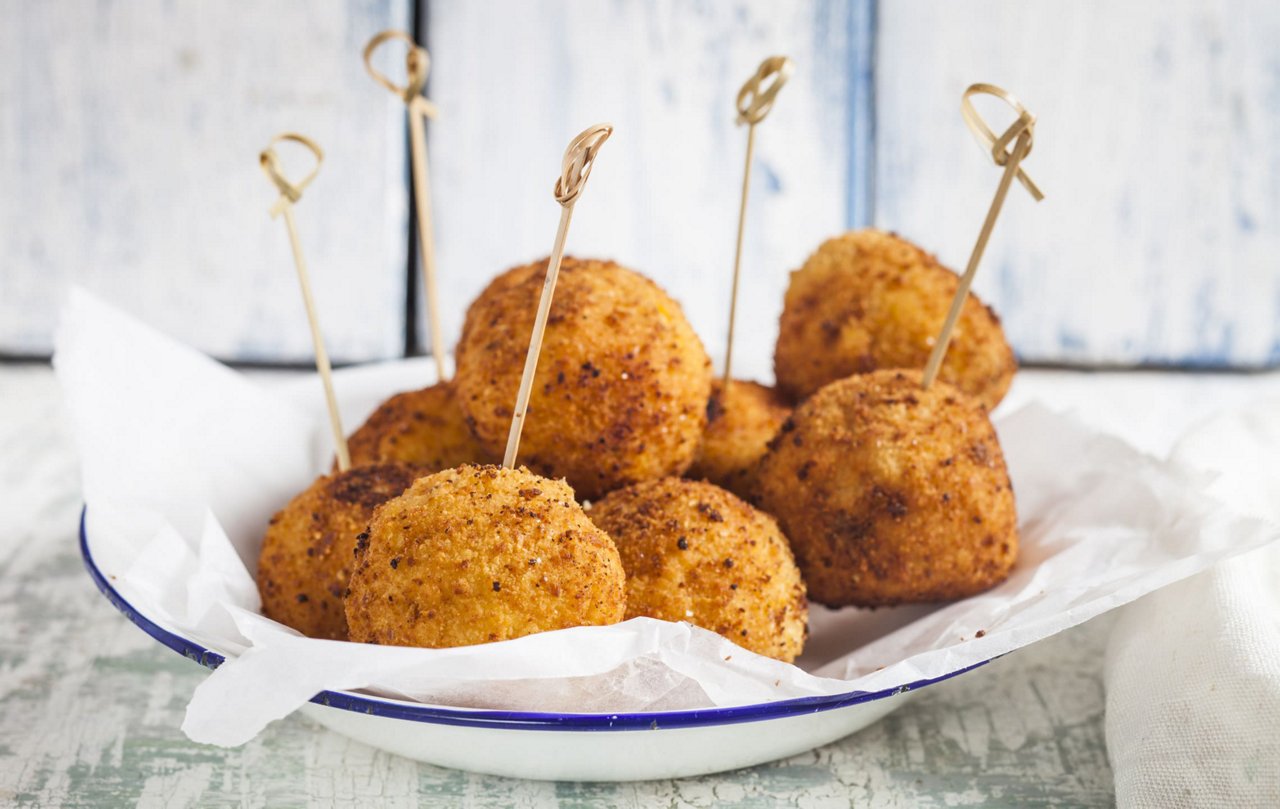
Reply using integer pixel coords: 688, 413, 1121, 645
257, 463, 421, 640
345, 464, 626, 648
756, 370, 1017, 607
686, 379, 792, 500
346, 382, 495, 470
589, 478, 808, 662
774, 230, 1016, 409
454, 257, 712, 501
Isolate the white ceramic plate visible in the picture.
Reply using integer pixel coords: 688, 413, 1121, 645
80, 511, 990, 781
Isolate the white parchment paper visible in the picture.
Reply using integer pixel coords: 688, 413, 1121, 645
54, 288, 1280, 747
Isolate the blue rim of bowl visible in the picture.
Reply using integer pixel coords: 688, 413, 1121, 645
80, 507, 991, 731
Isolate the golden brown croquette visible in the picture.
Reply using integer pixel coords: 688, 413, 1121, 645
346, 382, 495, 471
345, 464, 627, 648
774, 230, 1016, 409
454, 257, 712, 501
686, 379, 792, 500
756, 370, 1018, 607
589, 478, 807, 662
257, 463, 422, 640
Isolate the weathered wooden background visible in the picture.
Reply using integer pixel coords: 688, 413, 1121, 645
0, 0, 413, 364
2, 0, 1277, 368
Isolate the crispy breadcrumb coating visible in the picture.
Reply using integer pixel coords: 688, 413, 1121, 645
345, 464, 627, 648
774, 230, 1016, 409
347, 382, 495, 471
756, 370, 1018, 607
455, 257, 712, 500
590, 478, 807, 662
687, 379, 791, 500
257, 463, 421, 640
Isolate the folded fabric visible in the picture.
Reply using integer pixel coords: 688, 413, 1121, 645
1107, 400, 1280, 808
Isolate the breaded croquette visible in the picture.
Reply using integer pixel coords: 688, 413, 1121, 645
454, 257, 712, 500
346, 382, 494, 470
345, 464, 627, 648
756, 370, 1018, 607
686, 379, 791, 500
774, 230, 1016, 409
589, 478, 807, 662
257, 463, 421, 640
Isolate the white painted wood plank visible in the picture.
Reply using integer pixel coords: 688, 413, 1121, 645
875, 0, 1280, 367
425, 0, 862, 380
10, 1, 1272, 369
0, 0, 412, 363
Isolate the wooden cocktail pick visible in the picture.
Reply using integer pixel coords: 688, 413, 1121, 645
363, 29, 447, 382
921, 83, 1044, 390
260, 133, 350, 471
723, 55, 794, 386
502, 124, 614, 469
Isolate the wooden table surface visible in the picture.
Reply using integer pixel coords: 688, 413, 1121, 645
3, 365, 1277, 808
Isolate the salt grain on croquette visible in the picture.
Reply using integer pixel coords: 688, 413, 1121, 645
257, 463, 422, 640
454, 257, 712, 501
344, 464, 627, 648
774, 229, 1016, 409
589, 478, 808, 662
756, 370, 1018, 607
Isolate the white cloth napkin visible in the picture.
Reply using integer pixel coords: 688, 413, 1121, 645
1106, 400, 1280, 807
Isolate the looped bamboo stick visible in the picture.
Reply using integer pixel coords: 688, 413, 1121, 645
259, 133, 350, 470
921, 84, 1045, 392
364, 29, 446, 381
724, 56, 794, 386
554, 124, 613, 206
503, 124, 615, 469
735, 56, 794, 125
363, 29, 439, 116
260, 133, 323, 215
960, 83, 1043, 201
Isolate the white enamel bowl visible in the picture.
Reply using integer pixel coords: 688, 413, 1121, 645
81, 512, 988, 781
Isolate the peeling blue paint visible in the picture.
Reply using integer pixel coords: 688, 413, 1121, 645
1058, 329, 1087, 352
759, 162, 782, 194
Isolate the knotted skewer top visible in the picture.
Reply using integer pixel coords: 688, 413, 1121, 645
502, 122, 614, 468
736, 56, 794, 126
961, 83, 1043, 201
258, 131, 349, 469
920, 83, 1043, 392
554, 124, 613, 207
260, 133, 324, 216
363, 29, 439, 118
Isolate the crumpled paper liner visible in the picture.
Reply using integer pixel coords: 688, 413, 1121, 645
54, 288, 1280, 746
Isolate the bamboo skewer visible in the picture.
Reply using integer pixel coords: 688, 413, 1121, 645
723, 56, 793, 387
502, 124, 614, 469
921, 83, 1045, 391
260, 133, 350, 471
364, 30, 447, 382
